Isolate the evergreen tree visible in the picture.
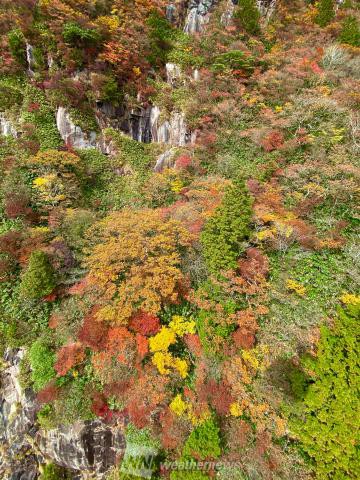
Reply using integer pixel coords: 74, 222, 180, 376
20, 250, 56, 299
234, 0, 261, 35
315, 0, 335, 27
7, 28, 27, 66
29, 338, 56, 391
200, 178, 252, 275
291, 303, 360, 479
339, 16, 360, 47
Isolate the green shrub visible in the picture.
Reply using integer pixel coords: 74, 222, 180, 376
234, 0, 261, 35
63, 22, 101, 45
0, 75, 25, 109
100, 75, 124, 105
20, 251, 56, 299
200, 179, 252, 275
38, 374, 95, 428
61, 209, 96, 252
170, 471, 210, 480
214, 131, 274, 180
32, 45, 46, 71
39, 463, 70, 480
339, 16, 360, 47
167, 33, 204, 68
197, 309, 236, 355
182, 418, 222, 460
55, 376, 95, 424
169, 418, 221, 480
315, 0, 335, 27
212, 51, 255, 75
21, 85, 62, 150
8, 28, 27, 66
0, 280, 52, 350
37, 404, 56, 430
291, 303, 360, 479
29, 338, 56, 391
147, 11, 174, 66
69, 108, 99, 132
102, 128, 152, 173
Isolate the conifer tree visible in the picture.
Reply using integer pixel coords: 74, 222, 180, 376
200, 178, 252, 275
339, 16, 360, 47
235, 0, 261, 35
292, 303, 360, 478
20, 250, 56, 299
316, 0, 335, 27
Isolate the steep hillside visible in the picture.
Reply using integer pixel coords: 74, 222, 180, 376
0, 1, 359, 479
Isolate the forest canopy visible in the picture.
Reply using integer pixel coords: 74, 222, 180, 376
0, 0, 359, 479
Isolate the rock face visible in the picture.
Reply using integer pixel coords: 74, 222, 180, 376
0, 349, 38, 480
257, 0, 277, 20
165, 62, 183, 86
26, 43, 35, 76
0, 113, 17, 137
0, 349, 126, 479
129, 105, 153, 143
37, 421, 126, 474
221, 0, 237, 26
56, 107, 98, 149
166, 1, 188, 26
150, 106, 195, 146
154, 148, 177, 172
184, 0, 218, 33
221, 0, 277, 26
55, 100, 195, 151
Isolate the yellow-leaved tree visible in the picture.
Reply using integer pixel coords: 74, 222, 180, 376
84, 209, 192, 324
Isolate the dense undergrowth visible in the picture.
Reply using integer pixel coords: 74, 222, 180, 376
0, 0, 359, 479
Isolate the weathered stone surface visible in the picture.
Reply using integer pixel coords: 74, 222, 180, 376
0, 113, 17, 137
184, 0, 218, 33
0, 349, 38, 480
56, 107, 98, 149
36, 420, 126, 474
154, 148, 177, 172
0, 349, 126, 480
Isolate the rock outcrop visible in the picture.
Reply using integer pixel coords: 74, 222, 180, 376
184, 0, 218, 33
257, 0, 277, 21
0, 349, 126, 479
154, 148, 177, 172
56, 107, 98, 149
26, 43, 35, 77
0, 349, 38, 480
0, 113, 17, 137
55, 101, 195, 152
36, 421, 126, 475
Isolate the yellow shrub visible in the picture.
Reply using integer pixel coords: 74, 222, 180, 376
286, 279, 306, 296
149, 327, 176, 353
169, 315, 196, 336
340, 293, 360, 306
169, 394, 188, 416
152, 351, 173, 375
229, 402, 243, 417
174, 358, 189, 379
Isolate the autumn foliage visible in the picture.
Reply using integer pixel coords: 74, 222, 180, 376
54, 342, 86, 376
84, 209, 192, 324
0, 1, 359, 478
129, 311, 161, 336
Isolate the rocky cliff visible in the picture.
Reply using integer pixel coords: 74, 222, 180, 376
0, 349, 126, 479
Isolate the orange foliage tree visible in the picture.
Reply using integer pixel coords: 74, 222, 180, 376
54, 342, 86, 376
84, 209, 192, 324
